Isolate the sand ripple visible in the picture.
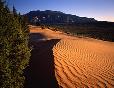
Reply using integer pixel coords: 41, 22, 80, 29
30, 26, 114, 88
53, 39, 114, 88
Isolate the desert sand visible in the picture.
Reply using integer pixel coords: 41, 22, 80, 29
29, 26, 114, 88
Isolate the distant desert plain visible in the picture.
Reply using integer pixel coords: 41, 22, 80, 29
29, 26, 114, 88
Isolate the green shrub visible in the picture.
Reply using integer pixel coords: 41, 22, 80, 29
0, 0, 30, 88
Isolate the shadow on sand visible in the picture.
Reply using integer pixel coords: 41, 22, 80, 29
24, 33, 60, 88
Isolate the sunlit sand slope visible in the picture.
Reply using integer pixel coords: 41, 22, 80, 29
30, 26, 114, 88
53, 39, 114, 88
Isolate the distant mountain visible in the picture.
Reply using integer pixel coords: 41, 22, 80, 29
24, 10, 97, 25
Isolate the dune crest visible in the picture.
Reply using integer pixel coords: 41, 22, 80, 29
30, 26, 114, 88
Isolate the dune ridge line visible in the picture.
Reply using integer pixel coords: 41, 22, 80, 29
30, 26, 114, 88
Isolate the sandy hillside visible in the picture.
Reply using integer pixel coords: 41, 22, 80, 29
30, 26, 114, 88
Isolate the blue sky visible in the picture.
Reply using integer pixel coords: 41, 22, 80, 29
7, 0, 114, 22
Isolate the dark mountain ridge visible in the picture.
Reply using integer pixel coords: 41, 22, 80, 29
24, 10, 97, 25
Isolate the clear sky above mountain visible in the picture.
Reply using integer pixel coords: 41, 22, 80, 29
7, 0, 114, 22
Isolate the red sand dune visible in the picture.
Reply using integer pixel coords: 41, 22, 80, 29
30, 26, 114, 88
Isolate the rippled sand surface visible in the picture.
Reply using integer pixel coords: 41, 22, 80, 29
30, 26, 114, 88
53, 39, 114, 88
